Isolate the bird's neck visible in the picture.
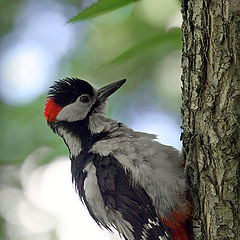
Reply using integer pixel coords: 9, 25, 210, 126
88, 113, 119, 135
55, 115, 119, 158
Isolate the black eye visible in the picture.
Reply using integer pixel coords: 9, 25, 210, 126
79, 95, 90, 103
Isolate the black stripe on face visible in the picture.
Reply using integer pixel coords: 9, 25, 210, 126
48, 78, 95, 107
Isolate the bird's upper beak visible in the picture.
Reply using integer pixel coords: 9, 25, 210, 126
97, 79, 126, 102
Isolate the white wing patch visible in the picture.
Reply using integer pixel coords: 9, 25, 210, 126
83, 163, 109, 225
83, 163, 134, 240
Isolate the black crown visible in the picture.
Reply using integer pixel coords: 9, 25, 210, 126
48, 78, 94, 107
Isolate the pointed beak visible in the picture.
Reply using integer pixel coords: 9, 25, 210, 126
97, 79, 126, 102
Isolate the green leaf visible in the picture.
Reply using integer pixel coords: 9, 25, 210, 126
105, 28, 182, 65
69, 0, 138, 22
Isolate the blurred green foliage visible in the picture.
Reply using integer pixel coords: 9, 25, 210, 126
0, 0, 182, 239
0, 98, 68, 164
107, 28, 182, 65
0, 0, 24, 37
0, 0, 182, 165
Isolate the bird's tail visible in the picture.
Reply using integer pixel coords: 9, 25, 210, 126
162, 201, 192, 240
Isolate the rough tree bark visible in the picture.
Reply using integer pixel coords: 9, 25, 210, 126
181, 0, 240, 239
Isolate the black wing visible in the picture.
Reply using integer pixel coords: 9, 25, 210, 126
93, 154, 172, 240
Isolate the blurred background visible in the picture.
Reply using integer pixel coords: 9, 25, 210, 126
0, 0, 182, 239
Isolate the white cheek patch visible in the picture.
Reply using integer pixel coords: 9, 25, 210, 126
56, 99, 92, 122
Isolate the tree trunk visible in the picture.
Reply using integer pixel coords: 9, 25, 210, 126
181, 0, 240, 239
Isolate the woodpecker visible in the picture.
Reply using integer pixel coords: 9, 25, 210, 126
44, 78, 191, 240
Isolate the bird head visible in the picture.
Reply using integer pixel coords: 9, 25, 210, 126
44, 78, 126, 123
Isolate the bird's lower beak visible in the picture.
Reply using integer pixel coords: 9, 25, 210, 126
97, 79, 126, 102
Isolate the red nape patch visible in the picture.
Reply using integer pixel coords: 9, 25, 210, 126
44, 98, 63, 122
